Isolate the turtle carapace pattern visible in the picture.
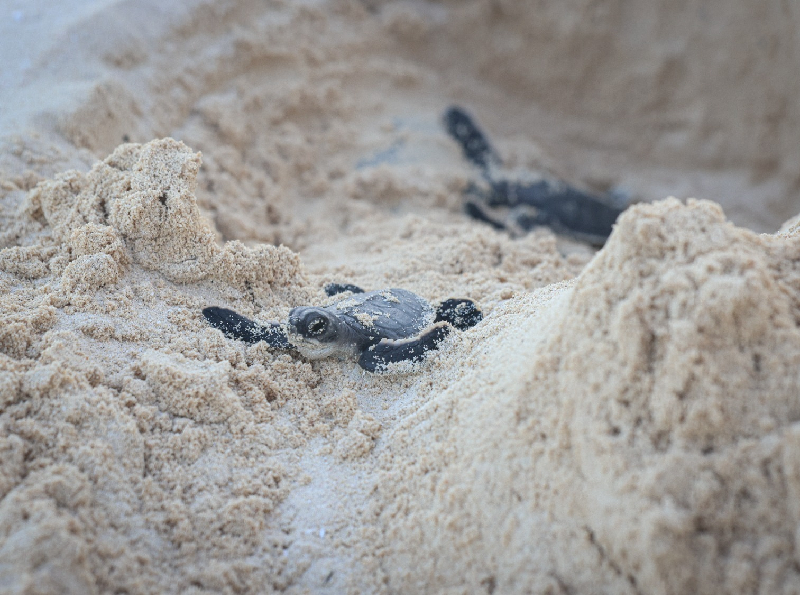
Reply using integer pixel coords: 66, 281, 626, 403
202, 285, 482, 373
444, 105, 628, 246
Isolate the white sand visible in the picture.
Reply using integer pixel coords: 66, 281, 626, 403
2, 0, 800, 593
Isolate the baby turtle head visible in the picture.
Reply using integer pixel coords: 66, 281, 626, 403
289, 307, 339, 342
288, 306, 357, 359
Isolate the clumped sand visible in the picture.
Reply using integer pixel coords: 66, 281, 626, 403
2, 0, 800, 593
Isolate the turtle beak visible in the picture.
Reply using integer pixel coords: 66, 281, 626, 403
287, 323, 298, 335
287, 314, 300, 336
288, 308, 313, 337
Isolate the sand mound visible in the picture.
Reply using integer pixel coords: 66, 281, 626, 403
23, 138, 303, 290
376, 199, 800, 593
0, 139, 320, 593
3, 0, 800, 593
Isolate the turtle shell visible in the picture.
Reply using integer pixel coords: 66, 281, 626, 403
328, 288, 433, 341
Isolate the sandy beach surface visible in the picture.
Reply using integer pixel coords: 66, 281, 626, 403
3, 0, 800, 593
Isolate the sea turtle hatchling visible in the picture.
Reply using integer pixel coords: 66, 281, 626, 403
444, 105, 628, 246
202, 284, 482, 373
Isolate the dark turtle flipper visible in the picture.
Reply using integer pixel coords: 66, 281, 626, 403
465, 200, 505, 230
490, 179, 623, 241
324, 283, 365, 297
463, 182, 506, 231
358, 322, 451, 373
435, 299, 482, 330
443, 106, 501, 173
202, 307, 294, 349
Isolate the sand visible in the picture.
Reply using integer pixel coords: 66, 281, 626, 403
2, 0, 800, 593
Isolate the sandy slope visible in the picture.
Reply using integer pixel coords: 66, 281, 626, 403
2, 0, 800, 593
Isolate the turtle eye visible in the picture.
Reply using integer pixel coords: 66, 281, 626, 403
306, 316, 328, 337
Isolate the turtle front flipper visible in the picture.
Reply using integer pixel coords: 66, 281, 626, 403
443, 105, 501, 173
435, 299, 482, 330
202, 307, 294, 349
323, 283, 365, 297
358, 322, 451, 373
